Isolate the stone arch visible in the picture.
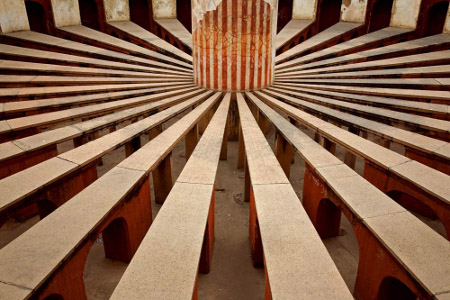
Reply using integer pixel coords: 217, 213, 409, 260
25, 0, 51, 34
377, 276, 416, 300
102, 217, 132, 262
387, 190, 437, 219
316, 197, 341, 238
422, 0, 449, 36
78, 0, 103, 30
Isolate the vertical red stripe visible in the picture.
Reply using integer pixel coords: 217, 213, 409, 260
221, 0, 228, 90
193, 29, 197, 85
249, 0, 256, 90
213, 8, 219, 90
257, 1, 264, 89
263, 3, 270, 88
199, 19, 203, 87
231, 0, 238, 90
241, 0, 248, 90
205, 13, 211, 89
192, 0, 274, 91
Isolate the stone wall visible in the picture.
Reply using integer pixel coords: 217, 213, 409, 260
193, 0, 277, 91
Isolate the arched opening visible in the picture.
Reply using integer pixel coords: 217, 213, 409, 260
129, 0, 152, 31
43, 294, 64, 300
316, 198, 341, 238
83, 217, 131, 297
78, 0, 102, 31
314, 196, 360, 291
37, 199, 58, 219
102, 217, 132, 262
387, 190, 446, 238
423, 1, 449, 37
377, 277, 416, 300
177, 0, 192, 33
387, 190, 437, 219
25, 0, 50, 34
278, 0, 294, 33
368, 0, 394, 33
317, 0, 343, 32
0, 213, 40, 249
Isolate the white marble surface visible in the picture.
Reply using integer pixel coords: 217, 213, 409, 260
50, 0, 82, 28
341, 0, 368, 23
292, 0, 317, 20
103, 0, 130, 22
0, 0, 30, 33
152, 0, 177, 19
390, 0, 421, 29
444, 7, 450, 34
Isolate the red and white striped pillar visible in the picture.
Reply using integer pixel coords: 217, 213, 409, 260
192, 0, 278, 91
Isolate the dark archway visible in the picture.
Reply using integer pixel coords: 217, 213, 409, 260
368, 0, 394, 32
25, 0, 50, 34
278, 0, 294, 33
423, 1, 449, 37
387, 190, 437, 220
377, 277, 416, 300
317, 0, 343, 32
177, 0, 192, 33
130, 0, 152, 31
102, 217, 132, 262
43, 294, 64, 300
78, 0, 102, 30
37, 199, 58, 219
316, 198, 341, 239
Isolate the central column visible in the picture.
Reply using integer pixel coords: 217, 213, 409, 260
192, 0, 277, 91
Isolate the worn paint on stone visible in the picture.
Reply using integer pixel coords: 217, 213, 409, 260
193, 0, 277, 91
340, 0, 367, 23
444, 7, 450, 34
292, 0, 317, 20
50, 0, 81, 28
103, 0, 130, 22
0, 0, 30, 33
152, 0, 177, 19
192, 0, 276, 30
192, 0, 222, 27
390, 0, 421, 29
